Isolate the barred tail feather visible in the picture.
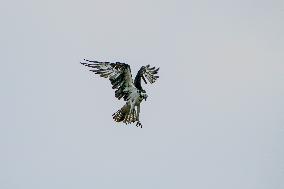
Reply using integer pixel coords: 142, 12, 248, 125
112, 104, 137, 124
112, 105, 128, 123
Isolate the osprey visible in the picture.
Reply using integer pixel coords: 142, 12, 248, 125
80, 59, 160, 128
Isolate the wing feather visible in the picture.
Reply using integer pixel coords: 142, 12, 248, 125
81, 59, 137, 101
144, 65, 160, 84
136, 65, 160, 85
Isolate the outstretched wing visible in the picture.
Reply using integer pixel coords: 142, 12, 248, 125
141, 65, 160, 84
134, 65, 159, 90
81, 59, 137, 101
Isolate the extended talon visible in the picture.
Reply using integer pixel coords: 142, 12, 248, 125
136, 121, 142, 128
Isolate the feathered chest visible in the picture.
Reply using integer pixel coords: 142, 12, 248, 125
128, 89, 147, 106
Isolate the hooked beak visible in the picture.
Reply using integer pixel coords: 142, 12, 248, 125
142, 75, 147, 84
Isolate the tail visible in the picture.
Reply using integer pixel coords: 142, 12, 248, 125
112, 104, 137, 124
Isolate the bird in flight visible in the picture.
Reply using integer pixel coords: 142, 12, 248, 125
80, 59, 160, 128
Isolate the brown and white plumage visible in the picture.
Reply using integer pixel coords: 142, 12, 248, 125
80, 59, 159, 128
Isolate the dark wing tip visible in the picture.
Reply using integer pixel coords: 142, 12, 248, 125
83, 59, 100, 63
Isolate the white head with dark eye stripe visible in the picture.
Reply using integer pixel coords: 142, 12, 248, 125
139, 90, 148, 101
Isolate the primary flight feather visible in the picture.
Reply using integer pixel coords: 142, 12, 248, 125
80, 59, 159, 128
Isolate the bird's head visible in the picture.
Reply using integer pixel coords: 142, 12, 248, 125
139, 89, 148, 101
142, 92, 148, 101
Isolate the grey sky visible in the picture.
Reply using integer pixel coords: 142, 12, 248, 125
0, 0, 283, 188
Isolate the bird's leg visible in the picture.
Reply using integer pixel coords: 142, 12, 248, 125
136, 104, 140, 121
136, 104, 142, 128
131, 109, 136, 123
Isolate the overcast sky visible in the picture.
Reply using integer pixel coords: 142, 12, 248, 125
0, 0, 283, 188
